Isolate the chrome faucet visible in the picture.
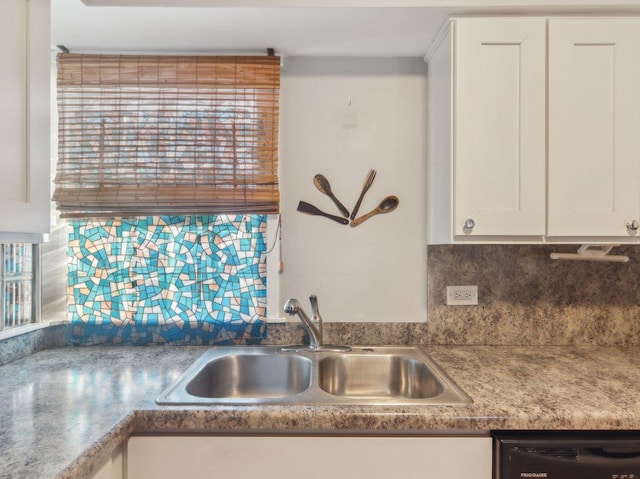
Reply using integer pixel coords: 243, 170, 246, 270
284, 295, 323, 349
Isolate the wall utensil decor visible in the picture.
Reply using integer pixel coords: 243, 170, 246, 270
296, 201, 349, 225
296, 171, 398, 228
313, 174, 350, 218
350, 195, 399, 227
350, 169, 377, 220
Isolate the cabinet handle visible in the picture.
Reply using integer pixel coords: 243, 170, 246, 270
627, 220, 639, 231
464, 218, 475, 230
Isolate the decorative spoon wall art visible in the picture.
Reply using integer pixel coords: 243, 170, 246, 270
296, 169, 399, 227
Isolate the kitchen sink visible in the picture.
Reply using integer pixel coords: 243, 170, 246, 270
186, 353, 312, 399
156, 346, 471, 406
317, 354, 444, 399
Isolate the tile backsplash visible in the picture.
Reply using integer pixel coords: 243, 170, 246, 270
269, 244, 640, 347
39, 236, 640, 348
427, 244, 640, 346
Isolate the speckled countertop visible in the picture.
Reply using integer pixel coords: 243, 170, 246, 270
3, 344, 640, 479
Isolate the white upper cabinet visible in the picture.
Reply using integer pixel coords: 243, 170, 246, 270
548, 19, 640, 238
427, 16, 640, 244
0, 0, 50, 241
428, 17, 546, 243
454, 18, 546, 239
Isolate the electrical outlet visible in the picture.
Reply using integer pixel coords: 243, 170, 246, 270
446, 285, 478, 306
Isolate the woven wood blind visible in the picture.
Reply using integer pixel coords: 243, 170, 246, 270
54, 54, 280, 217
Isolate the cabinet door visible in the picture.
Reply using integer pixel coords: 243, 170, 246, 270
548, 19, 640, 237
454, 18, 546, 238
128, 436, 492, 479
0, 0, 50, 240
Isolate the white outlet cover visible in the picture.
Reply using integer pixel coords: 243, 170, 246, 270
446, 285, 478, 306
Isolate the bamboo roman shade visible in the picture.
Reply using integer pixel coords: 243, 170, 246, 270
54, 54, 280, 217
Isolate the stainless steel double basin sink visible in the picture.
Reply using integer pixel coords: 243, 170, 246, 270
156, 346, 471, 406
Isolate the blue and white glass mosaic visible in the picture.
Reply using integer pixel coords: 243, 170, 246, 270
68, 215, 267, 345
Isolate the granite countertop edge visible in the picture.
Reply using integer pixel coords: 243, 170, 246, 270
3, 344, 640, 479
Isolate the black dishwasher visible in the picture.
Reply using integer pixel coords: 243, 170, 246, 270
495, 432, 640, 479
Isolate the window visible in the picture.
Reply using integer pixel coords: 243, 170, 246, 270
68, 215, 266, 345
0, 244, 37, 331
55, 55, 280, 344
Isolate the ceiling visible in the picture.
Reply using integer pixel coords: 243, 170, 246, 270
52, 0, 640, 58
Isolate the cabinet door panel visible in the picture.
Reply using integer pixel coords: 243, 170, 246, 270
128, 436, 492, 479
548, 19, 640, 237
0, 0, 27, 205
0, 0, 50, 238
454, 18, 546, 237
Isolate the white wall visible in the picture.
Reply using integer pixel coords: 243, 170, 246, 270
278, 57, 428, 323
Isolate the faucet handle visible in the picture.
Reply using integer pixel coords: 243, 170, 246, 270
309, 294, 323, 331
309, 294, 319, 317
308, 294, 322, 345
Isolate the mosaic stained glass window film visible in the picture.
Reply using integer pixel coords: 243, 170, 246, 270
68, 215, 267, 345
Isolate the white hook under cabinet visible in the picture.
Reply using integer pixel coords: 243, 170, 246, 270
550, 245, 629, 263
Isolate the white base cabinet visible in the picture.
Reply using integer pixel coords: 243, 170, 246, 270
127, 435, 492, 479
